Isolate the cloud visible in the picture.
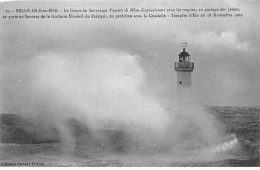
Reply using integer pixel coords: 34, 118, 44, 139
190, 31, 249, 52
220, 31, 249, 51
227, 0, 238, 7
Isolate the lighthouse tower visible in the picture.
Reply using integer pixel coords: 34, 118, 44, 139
174, 47, 194, 106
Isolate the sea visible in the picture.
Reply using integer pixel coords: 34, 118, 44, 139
0, 106, 259, 167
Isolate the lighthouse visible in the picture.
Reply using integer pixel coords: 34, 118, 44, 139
174, 47, 194, 106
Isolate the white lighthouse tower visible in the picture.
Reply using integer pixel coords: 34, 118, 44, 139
174, 47, 194, 106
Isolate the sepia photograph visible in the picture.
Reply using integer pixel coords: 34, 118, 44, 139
0, 0, 259, 167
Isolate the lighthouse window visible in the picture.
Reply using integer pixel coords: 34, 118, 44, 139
179, 81, 182, 84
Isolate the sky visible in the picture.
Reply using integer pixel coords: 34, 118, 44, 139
0, 0, 259, 114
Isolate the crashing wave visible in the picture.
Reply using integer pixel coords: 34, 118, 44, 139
209, 134, 238, 153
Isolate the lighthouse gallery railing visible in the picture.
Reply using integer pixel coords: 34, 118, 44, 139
174, 62, 194, 71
